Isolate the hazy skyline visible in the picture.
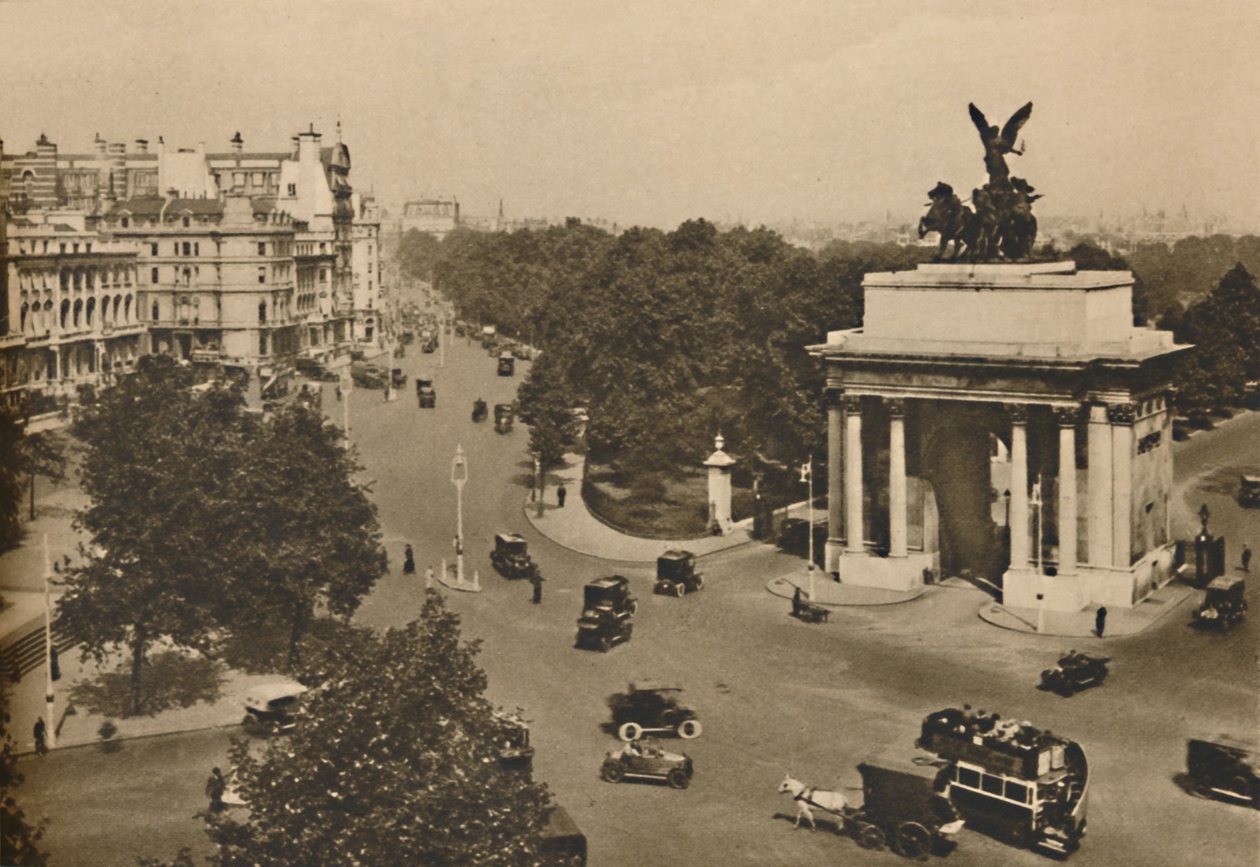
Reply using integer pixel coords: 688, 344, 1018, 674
2, 0, 1257, 230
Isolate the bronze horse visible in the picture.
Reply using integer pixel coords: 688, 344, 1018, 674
918, 183, 978, 261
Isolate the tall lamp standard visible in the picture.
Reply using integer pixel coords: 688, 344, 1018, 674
1030, 476, 1045, 633
42, 534, 56, 749
800, 456, 816, 602
451, 444, 468, 585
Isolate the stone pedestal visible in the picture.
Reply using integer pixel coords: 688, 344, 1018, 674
703, 434, 736, 534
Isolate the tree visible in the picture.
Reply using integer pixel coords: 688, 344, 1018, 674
209, 597, 551, 866
227, 403, 387, 669
0, 694, 49, 865
0, 410, 26, 552
58, 356, 253, 715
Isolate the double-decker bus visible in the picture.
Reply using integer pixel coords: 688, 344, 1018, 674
918, 707, 1088, 857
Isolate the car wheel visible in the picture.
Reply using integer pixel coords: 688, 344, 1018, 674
599, 637, 611, 653
677, 719, 702, 739
601, 762, 623, 783
627, 601, 638, 616
694, 575, 704, 590
666, 768, 690, 789
673, 582, 685, 598
618, 722, 642, 742
859, 825, 886, 850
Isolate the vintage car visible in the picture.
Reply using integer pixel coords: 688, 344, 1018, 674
1039, 650, 1110, 696
294, 357, 339, 382
242, 681, 309, 736
607, 683, 702, 741
654, 550, 703, 597
350, 361, 389, 389
539, 804, 587, 866
575, 576, 636, 652
494, 403, 514, 433
1186, 736, 1260, 807
1240, 474, 1260, 508
472, 398, 488, 423
416, 377, 436, 408
391, 368, 408, 389
491, 532, 540, 580
494, 711, 536, 774
497, 353, 516, 376
600, 740, 693, 789
1194, 575, 1247, 630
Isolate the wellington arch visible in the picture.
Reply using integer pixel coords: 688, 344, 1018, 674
809, 261, 1190, 612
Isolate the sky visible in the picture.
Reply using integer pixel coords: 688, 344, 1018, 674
1, 0, 1257, 230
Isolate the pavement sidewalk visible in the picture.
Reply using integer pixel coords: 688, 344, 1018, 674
977, 579, 1199, 638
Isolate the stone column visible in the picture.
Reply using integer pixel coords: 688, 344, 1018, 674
825, 389, 844, 570
1087, 403, 1113, 567
1055, 406, 1080, 575
888, 398, 908, 558
1008, 405, 1030, 571
827, 390, 843, 539
703, 433, 736, 533
1109, 403, 1135, 569
844, 395, 864, 553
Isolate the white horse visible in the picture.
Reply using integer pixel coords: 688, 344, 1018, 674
778, 774, 849, 831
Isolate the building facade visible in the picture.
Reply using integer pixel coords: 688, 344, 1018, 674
0, 128, 382, 414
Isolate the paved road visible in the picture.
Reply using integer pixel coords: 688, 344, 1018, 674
17, 336, 1260, 866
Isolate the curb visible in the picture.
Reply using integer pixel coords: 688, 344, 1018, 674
765, 573, 928, 607
15, 719, 243, 760
976, 585, 1196, 638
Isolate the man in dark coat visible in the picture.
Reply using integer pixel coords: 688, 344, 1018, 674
1095, 606, 1108, 638
206, 766, 227, 812
33, 717, 47, 756
557, 485, 567, 508
403, 544, 415, 575
530, 572, 544, 604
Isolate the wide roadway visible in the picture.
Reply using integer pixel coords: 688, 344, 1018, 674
18, 334, 1260, 866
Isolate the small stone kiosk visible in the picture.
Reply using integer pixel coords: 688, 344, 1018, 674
811, 261, 1188, 611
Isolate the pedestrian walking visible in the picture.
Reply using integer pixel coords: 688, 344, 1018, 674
792, 586, 802, 618
205, 766, 227, 813
531, 572, 544, 604
1242, 544, 1252, 573
403, 544, 415, 575
1095, 606, 1108, 638
557, 484, 567, 508
33, 717, 47, 756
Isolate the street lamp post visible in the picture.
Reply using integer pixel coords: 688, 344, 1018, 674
1031, 476, 1045, 633
801, 455, 816, 602
451, 444, 468, 585
42, 534, 56, 749
438, 315, 445, 368
340, 370, 352, 450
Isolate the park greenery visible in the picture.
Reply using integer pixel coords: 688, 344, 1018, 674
0, 697, 48, 866
406, 222, 926, 512
403, 222, 1260, 528
0, 410, 67, 554
203, 599, 551, 867
57, 355, 386, 715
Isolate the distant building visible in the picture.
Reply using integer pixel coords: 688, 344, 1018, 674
399, 198, 459, 239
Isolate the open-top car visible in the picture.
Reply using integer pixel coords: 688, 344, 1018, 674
472, 398, 488, 423
575, 576, 636, 652
608, 682, 702, 741
243, 680, 309, 735
497, 353, 516, 376
491, 532, 540, 580
654, 550, 703, 597
391, 368, 407, 389
1039, 650, 1109, 696
351, 361, 389, 389
494, 711, 535, 774
1194, 575, 1247, 630
600, 740, 693, 789
494, 403, 514, 433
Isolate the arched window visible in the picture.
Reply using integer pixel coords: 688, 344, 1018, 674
19, 303, 28, 334
124, 295, 133, 322
151, 301, 159, 321
73, 269, 83, 291
86, 270, 95, 290
73, 298, 83, 327
60, 299, 70, 328
86, 297, 95, 325
60, 269, 70, 291
114, 295, 123, 322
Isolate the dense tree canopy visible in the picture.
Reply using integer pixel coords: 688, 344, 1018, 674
208, 597, 551, 866
0, 697, 48, 866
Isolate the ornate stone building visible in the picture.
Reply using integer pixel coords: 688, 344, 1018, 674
811, 261, 1188, 611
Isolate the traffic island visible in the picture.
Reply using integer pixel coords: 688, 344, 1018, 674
766, 572, 926, 607
977, 580, 1197, 637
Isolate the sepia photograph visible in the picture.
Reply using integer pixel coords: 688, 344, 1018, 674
0, 1, 1257, 864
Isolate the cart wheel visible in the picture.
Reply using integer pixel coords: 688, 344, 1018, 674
674, 582, 685, 598
601, 762, 623, 783
628, 601, 638, 616
694, 575, 704, 590
618, 722, 642, 742
599, 637, 611, 653
896, 822, 931, 860
666, 768, 690, 789
859, 825, 886, 851
677, 719, 702, 739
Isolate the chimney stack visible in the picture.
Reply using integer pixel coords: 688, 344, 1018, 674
230, 131, 243, 152
134, 139, 149, 155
